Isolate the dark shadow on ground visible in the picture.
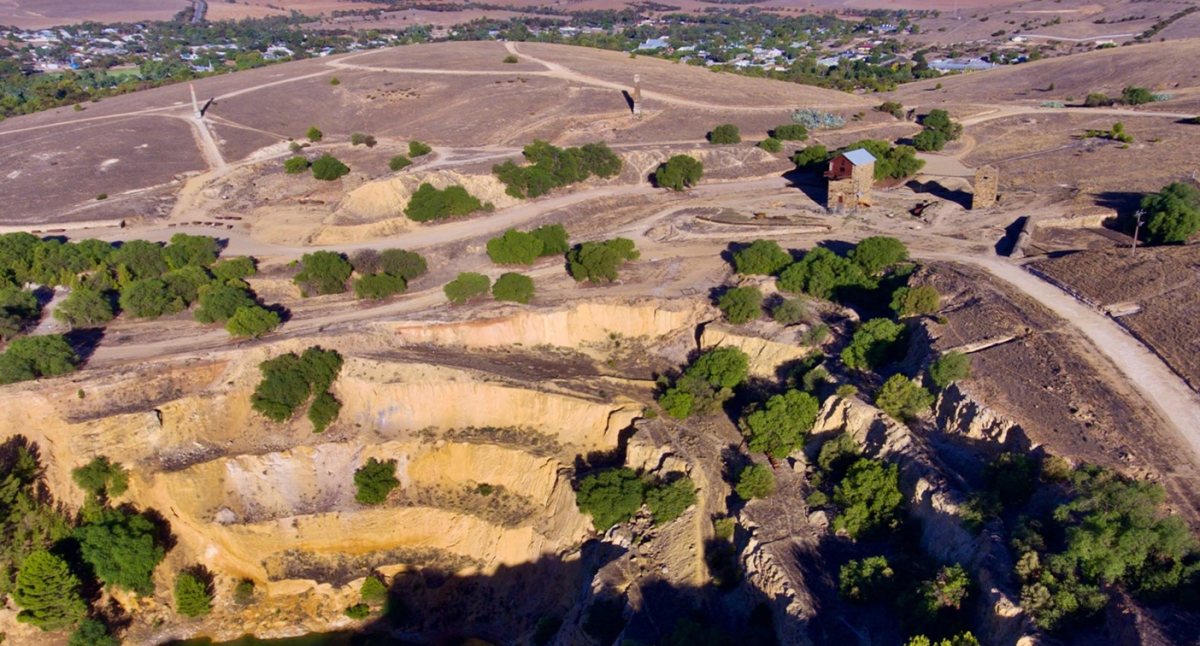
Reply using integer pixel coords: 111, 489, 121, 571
994, 216, 1027, 256
65, 327, 106, 365
907, 179, 972, 210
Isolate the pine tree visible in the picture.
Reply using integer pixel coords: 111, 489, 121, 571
13, 550, 87, 631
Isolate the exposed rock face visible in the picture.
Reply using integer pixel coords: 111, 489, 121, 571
699, 322, 816, 378
936, 383, 1031, 453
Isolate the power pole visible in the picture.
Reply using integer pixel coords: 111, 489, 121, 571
1130, 209, 1145, 255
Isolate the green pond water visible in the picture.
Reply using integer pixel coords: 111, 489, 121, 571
161, 632, 412, 646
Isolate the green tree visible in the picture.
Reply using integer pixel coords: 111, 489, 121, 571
529, 224, 570, 256
389, 155, 412, 172
111, 240, 167, 282
225, 305, 281, 338
378, 249, 427, 281
709, 124, 741, 144
1141, 182, 1200, 244
163, 266, 213, 305
361, 575, 387, 602
576, 468, 645, 531
772, 124, 808, 141
443, 272, 491, 304
13, 550, 86, 630
646, 477, 697, 525
353, 273, 406, 300
294, 251, 352, 296
404, 183, 483, 222
906, 633, 981, 646
71, 456, 128, 498
487, 229, 544, 265
717, 286, 762, 324
54, 288, 114, 328
772, 298, 807, 326
1083, 93, 1112, 107
1120, 86, 1154, 105
817, 433, 861, 480
777, 247, 870, 300
306, 126, 323, 142
791, 145, 830, 169
832, 458, 904, 539
119, 278, 184, 319
758, 137, 782, 153
891, 285, 941, 317
164, 234, 219, 271
68, 619, 118, 646
354, 458, 399, 505
0, 335, 78, 384
851, 236, 909, 275
658, 347, 750, 419
408, 141, 433, 157
250, 348, 343, 422
194, 284, 256, 324
655, 155, 703, 191
74, 507, 165, 595
929, 352, 971, 390
841, 318, 905, 370
876, 374, 935, 422
918, 564, 971, 614
308, 391, 341, 433
492, 272, 535, 303
735, 464, 775, 500
567, 238, 639, 283
344, 603, 370, 619
211, 257, 257, 283
733, 239, 792, 276
919, 109, 962, 142
175, 571, 212, 617
311, 154, 350, 181
838, 555, 894, 602
284, 156, 309, 174
741, 389, 820, 459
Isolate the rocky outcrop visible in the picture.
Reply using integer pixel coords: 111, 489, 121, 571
936, 383, 1032, 454
699, 322, 817, 379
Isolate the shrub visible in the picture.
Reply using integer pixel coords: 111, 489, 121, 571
929, 352, 971, 389
408, 140, 432, 157
655, 155, 703, 191
54, 288, 114, 328
350, 132, 376, 147
307, 126, 323, 141
404, 183, 483, 222
389, 155, 412, 171
733, 239, 792, 275
850, 236, 909, 275
918, 564, 971, 614
817, 433, 860, 480
758, 137, 782, 153
646, 477, 697, 525
576, 468, 645, 531
841, 318, 905, 370
308, 391, 342, 433
832, 458, 904, 539
791, 145, 830, 169
0, 335, 79, 384
112, 239, 168, 281
876, 375, 935, 422
1083, 93, 1112, 107
492, 272, 535, 303
530, 224, 570, 256
73, 507, 165, 594
250, 347, 344, 422
487, 229, 543, 265
777, 247, 871, 300
877, 101, 904, 117
289, 141, 303, 153
657, 347, 749, 419
353, 273, 407, 300
361, 575, 387, 603
195, 283, 256, 324
567, 238, 639, 283
311, 154, 350, 181
225, 305, 280, 338
68, 619, 118, 646
234, 580, 255, 604
294, 251, 352, 295
502, 54, 519, 64
919, 109, 962, 141
72, 456, 128, 498
836, 384, 858, 398
284, 156, 309, 174
709, 123, 741, 144
212, 256, 257, 283
1141, 181, 1200, 244
772, 298, 807, 326
0, 287, 39, 339
378, 249, 427, 281
120, 278, 184, 319
13, 550, 87, 630
905, 633, 980, 646
354, 458, 399, 505
96, 193, 107, 200
717, 286, 762, 324
891, 285, 941, 317
741, 389, 820, 458
175, 572, 212, 617
912, 128, 947, 151
344, 603, 370, 619
735, 464, 775, 500
839, 556, 895, 602
771, 123, 808, 141
493, 140, 622, 198
163, 266, 213, 304
444, 272, 491, 304
1120, 86, 1155, 105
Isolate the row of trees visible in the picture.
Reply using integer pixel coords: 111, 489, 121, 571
493, 140, 622, 199
442, 271, 537, 304
575, 468, 698, 531
250, 346, 344, 433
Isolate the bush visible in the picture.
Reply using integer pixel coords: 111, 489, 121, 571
487, 229, 543, 265
646, 477, 697, 525
919, 109, 962, 142
576, 468, 645, 531
758, 137, 782, 153
493, 140, 622, 199
112, 239, 168, 281
353, 273, 407, 300
876, 374, 935, 422
777, 247, 871, 300
832, 458, 904, 539
350, 132, 376, 147
329, 77, 340, 86
655, 155, 704, 191
72, 456, 128, 498
772, 298, 807, 326
234, 579, 255, 604
404, 183, 483, 222
929, 352, 971, 389
839, 556, 895, 602
68, 619, 118, 646
120, 278, 184, 319
361, 575, 387, 603
735, 464, 775, 500
408, 140, 432, 157
771, 123, 808, 141
444, 272, 491, 304
918, 564, 971, 614
791, 145, 830, 169
1121, 86, 1155, 105
308, 391, 341, 433
195, 283, 255, 324
717, 286, 762, 324
877, 101, 905, 117
530, 223, 570, 256
733, 239, 792, 276
165, 234, 220, 270
657, 347, 750, 419
175, 572, 212, 617
344, 603, 370, 619
0, 287, 39, 339
73, 507, 165, 594
225, 305, 280, 338
13, 550, 87, 630
250, 347, 344, 422
741, 389, 819, 458
354, 458, 399, 505
502, 54, 519, 64
311, 154, 350, 181
836, 384, 858, 399
1141, 181, 1200, 244
306, 126, 323, 141
212, 256, 257, 283
54, 288, 114, 328
709, 123, 741, 144
841, 318, 905, 371
0, 335, 78, 384
817, 433, 860, 480
388, 155, 412, 171
492, 272, 535, 303
284, 156, 309, 174
567, 238, 639, 283
912, 128, 947, 152
1083, 93, 1112, 107
891, 285, 941, 317
294, 251, 352, 295
850, 236, 909, 275
378, 249, 428, 281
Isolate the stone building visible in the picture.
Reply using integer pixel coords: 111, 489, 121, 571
972, 165, 999, 210
825, 148, 876, 211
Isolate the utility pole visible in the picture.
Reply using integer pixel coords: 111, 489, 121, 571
1130, 209, 1145, 255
